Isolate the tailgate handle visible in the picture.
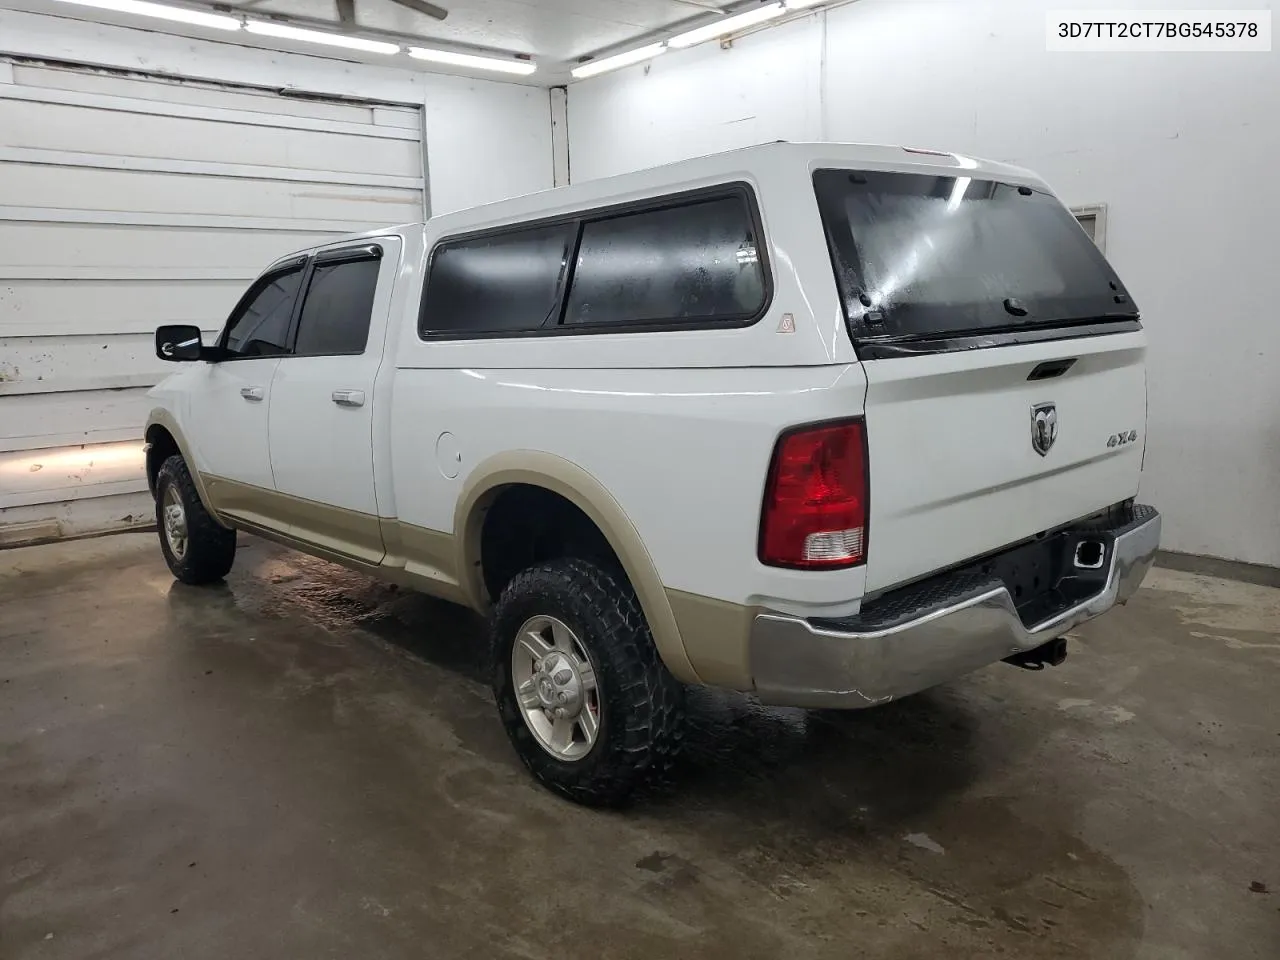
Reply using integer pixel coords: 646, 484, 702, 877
1027, 358, 1077, 381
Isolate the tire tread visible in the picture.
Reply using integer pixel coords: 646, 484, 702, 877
493, 558, 684, 806
156, 454, 236, 585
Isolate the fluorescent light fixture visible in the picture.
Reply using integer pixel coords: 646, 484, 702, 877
571, 42, 667, 79
244, 20, 400, 55
668, 2, 785, 48
408, 47, 537, 75
572, 1, 825, 81
52, 0, 239, 30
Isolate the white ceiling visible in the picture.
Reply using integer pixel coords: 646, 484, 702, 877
231, 0, 738, 63
5, 0, 747, 76
5, 0, 756, 77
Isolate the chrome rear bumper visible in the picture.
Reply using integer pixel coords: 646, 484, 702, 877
749, 505, 1161, 708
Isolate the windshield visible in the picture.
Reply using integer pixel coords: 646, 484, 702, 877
813, 169, 1138, 344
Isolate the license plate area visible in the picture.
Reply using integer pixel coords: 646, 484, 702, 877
982, 530, 1112, 628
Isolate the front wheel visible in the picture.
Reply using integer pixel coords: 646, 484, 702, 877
155, 454, 236, 585
492, 558, 684, 806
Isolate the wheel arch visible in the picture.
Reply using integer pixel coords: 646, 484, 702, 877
454, 451, 701, 685
144, 408, 227, 527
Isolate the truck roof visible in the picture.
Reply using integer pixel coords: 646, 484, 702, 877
305, 140, 1048, 253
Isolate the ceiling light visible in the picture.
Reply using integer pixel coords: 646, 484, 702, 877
408, 47, 536, 75
244, 20, 400, 55
571, 42, 667, 79
52, 0, 239, 30
668, 2, 785, 48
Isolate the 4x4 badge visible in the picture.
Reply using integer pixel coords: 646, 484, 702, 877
1031, 403, 1058, 456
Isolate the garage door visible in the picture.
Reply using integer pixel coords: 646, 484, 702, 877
0, 58, 425, 546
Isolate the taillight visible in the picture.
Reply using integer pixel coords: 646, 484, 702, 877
758, 419, 868, 569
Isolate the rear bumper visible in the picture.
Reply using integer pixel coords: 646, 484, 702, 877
748, 505, 1161, 708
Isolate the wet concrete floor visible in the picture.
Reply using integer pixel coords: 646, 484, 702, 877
1, 532, 1277, 959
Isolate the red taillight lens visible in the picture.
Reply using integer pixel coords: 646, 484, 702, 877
758, 419, 867, 569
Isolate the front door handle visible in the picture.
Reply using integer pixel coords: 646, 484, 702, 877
331, 389, 366, 408
239, 386, 264, 402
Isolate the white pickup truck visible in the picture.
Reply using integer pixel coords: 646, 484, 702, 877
145, 141, 1160, 805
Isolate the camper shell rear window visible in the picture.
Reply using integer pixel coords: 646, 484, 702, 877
812, 168, 1139, 354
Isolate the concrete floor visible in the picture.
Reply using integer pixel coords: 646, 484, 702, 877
1, 533, 1277, 960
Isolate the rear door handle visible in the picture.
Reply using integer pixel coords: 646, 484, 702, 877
239, 386, 264, 402
331, 389, 366, 408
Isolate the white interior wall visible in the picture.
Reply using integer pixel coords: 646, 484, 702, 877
567, 0, 1280, 569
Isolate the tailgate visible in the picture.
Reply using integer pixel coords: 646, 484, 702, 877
860, 334, 1145, 593
811, 161, 1149, 593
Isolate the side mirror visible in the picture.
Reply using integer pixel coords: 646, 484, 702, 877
155, 324, 206, 362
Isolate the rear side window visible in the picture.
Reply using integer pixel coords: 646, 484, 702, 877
418, 185, 768, 339
294, 256, 380, 356
563, 196, 765, 327
813, 169, 1137, 346
223, 264, 305, 357
420, 223, 576, 335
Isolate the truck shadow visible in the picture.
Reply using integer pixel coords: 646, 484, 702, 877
230, 535, 993, 824
340, 582, 992, 839
667, 684, 983, 818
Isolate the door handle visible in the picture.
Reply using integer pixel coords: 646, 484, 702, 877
239, 386, 264, 402
331, 389, 366, 408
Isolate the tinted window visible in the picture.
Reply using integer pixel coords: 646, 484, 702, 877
813, 169, 1136, 344
564, 196, 765, 327
420, 223, 575, 335
294, 257, 380, 356
223, 265, 305, 357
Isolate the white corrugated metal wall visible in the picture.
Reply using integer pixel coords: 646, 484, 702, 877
0, 58, 426, 545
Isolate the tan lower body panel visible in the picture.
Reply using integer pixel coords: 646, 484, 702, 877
204, 475, 383, 564
380, 518, 469, 605
664, 588, 757, 691
202, 475, 467, 605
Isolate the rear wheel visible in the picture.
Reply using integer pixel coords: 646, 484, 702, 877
155, 454, 236, 584
492, 558, 684, 806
